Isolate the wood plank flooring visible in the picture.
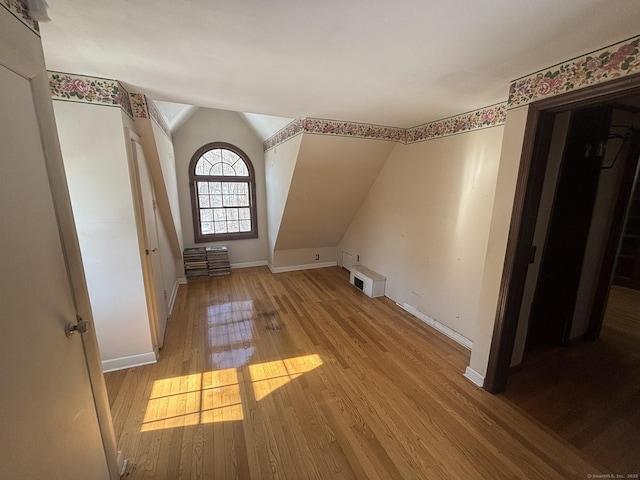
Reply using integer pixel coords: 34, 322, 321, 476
105, 266, 602, 479
503, 285, 640, 475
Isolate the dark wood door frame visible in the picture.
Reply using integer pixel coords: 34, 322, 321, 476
484, 74, 640, 394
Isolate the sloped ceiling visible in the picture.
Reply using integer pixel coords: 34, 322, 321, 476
275, 135, 397, 250
39, 1, 640, 128
239, 113, 294, 142
154, 101, 198, 132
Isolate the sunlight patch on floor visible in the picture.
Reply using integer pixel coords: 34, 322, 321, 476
141, 354, 322, 431
141, 367, 242, 432
249, 354, 323, 400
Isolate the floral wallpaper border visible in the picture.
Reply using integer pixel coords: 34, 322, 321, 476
303, 118, 406, 143
146, 98, 172, 140
263, 104, 507, 151
129, 93, 148, 119
48, 71, 133, 118
509, 35, 640, 108
48, 72, 172, 139
263, 119, 305, 151
46, 34, 640, 152
265, 36, 640, 150
129, 93, 172, 140
406, 103, 506, 143
2, 0, 39, 35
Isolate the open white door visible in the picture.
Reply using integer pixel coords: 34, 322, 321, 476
0, 12, 119, 480
130, 136, 169, 347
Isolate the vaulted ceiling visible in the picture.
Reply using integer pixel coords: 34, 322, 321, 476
39, 1, 640, 129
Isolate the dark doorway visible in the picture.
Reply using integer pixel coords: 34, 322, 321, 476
527, 107, 613, 349
484, 75, 640, 394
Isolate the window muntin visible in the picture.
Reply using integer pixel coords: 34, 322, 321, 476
189, 143, 257, 242
194, 148, 249, 177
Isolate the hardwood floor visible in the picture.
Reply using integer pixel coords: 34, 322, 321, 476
106, 266, 601, 479
503, 285, 640, 475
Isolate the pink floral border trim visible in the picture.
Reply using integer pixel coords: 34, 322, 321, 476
2, 0, 39, 34
406, 104, 506, 143
263, 119, 305, 150
264, 36, 640, 150
49, 71, 133, 118
129, 93, 148, 119
263, 104, 506, 151
303, 118, 406, 143
263, 118, 406, 151
128, 93, 171, 139
509, 36, 640, 108
146, 98, 172, 140
47, 37, 639, 151
48, 72, 172, 139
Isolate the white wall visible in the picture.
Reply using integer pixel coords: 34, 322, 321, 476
53, 101, 155, 367
469, 106, 528, 379
339, 126, 504, 341
152, 120, 184, 254
271, 246, 338, 272
150, 120, 183, 299
276, 135, 396, 250
155, 199, 180, 313
264, 134, 303, 266
173, 107, 269, 266
265, 133, 395, 270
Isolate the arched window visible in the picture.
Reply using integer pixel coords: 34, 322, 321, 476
189, 142, 258, 242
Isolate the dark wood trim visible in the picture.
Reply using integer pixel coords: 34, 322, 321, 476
484, 73, 640, 394
532, 74, 640, 113
587, 130, 640, 339
188, 142, 259, 243
484, 107, 554, 392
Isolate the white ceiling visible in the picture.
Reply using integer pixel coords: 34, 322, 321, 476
153, 100, 199, 132
237, 112, 295, 142
39, 1, 640, 129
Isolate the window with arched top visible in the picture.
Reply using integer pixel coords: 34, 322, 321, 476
189, 142, 258, 242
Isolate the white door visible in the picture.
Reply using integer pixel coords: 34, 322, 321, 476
0, 64, 114, 478
131, 138, 169, 347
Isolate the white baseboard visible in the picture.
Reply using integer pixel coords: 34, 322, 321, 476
167, 279, 180, 316
268, 260, 337, 274
464, 366, 485, 387
401, 303, 473, 350
231, 260, 268, 269
177, 277, 187, 284
102, 351, 158, 373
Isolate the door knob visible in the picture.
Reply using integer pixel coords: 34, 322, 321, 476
145, 248, 159, 254
66, 314, 90, 337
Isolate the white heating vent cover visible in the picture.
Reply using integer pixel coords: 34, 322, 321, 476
349, 265, 385, 298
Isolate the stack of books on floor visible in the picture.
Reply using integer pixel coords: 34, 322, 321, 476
206, 246, 231, 277
183, 246, 231, 280
183, 247, 208, 280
